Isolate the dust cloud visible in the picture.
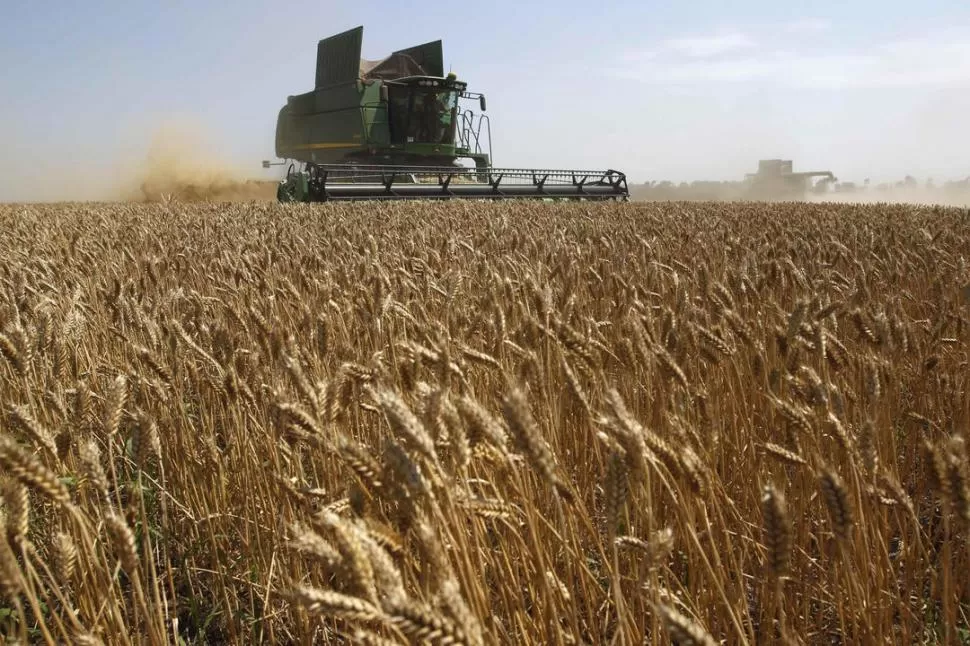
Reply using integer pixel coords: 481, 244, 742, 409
629, 175, 970, 207
5, 118, 966, 206
0, 121, 278, 204
117, 124, 277, 203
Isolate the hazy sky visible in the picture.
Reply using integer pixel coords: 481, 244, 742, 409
2, 0, 969, 200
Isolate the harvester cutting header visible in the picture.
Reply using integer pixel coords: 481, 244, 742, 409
265, 26, 628, 202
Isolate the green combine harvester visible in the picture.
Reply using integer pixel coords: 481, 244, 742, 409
264, 26, 628, 202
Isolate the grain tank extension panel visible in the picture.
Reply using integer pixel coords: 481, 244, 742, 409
316, 27, 443, 87
315, 27, 363, 87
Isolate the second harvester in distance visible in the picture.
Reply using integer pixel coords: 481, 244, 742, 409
264, 26, 629, 202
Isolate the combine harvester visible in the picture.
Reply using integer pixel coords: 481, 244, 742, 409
743, 159, 836, 200
263, 26, 628, 202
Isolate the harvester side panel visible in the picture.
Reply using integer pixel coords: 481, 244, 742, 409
277, 82, 393, 162
309, 83, 366, 113
277, 112, 365, 163
316, 26, 363, 88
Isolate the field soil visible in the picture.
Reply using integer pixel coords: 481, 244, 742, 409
0, 200, 968, 644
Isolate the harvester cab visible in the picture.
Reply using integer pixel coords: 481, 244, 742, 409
379, 73, 490, 169
265, 26, 628, 202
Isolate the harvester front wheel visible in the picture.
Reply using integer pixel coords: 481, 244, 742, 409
277, 182, 296, 202
277, 164, 311, 202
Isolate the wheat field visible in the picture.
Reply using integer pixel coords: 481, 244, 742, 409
0, 200, 968, 645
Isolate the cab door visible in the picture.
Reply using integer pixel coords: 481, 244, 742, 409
387, 85, 411, 145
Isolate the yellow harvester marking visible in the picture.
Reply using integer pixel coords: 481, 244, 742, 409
286, 142, 361, 151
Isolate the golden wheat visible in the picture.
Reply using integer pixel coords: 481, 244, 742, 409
0, 198, 966, 644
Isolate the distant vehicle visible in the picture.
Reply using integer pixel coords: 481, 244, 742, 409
744, 159, 836, 200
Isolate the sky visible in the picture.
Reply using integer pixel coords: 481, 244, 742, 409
2, 0, 970, 201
